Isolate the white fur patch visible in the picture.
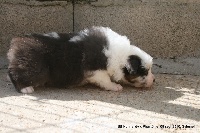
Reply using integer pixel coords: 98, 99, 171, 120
69, 36, 82, 42
7, 38, 18, 62
86, 70, 123, 91
108, 83, 123, 91
94, 27, 131, 81
7, 49, 15, 63
43, 32, 60, 39
95, 27, 153, 83
69, 29, 89, 42
21, 86, 34, 94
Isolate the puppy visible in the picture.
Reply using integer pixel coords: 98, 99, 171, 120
7, 26, 155, 93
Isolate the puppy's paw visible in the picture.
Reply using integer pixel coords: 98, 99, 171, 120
105, 83, 123, 91
21, 86, 34, 94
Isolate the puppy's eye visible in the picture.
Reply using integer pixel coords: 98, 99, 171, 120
139, 67, 148, 76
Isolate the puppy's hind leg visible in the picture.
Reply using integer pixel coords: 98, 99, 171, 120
8, 65, 49, 94
8, 69, 35, 94
86, 70, 123, 91
21, 86, 34, 94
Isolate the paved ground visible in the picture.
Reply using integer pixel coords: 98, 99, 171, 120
0, 69, 199, 133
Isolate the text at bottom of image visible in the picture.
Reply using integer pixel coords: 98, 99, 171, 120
118, 124, 195, 129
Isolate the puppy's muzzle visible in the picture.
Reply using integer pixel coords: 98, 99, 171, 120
145, 73, 155, 88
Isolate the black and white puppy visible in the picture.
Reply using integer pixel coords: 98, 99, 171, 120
7, 26, 155, 94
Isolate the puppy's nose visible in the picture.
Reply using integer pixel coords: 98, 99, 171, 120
153, 79, 155, 82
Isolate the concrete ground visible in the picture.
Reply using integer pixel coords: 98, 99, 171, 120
1, 1, 199, 132
0, 68, 199, 133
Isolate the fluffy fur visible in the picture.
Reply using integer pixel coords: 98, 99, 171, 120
7, 26, 155, 93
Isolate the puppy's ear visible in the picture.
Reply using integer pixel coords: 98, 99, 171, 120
125, 55, 141, 75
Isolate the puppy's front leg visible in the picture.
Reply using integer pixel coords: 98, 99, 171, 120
86, 70, 123, 91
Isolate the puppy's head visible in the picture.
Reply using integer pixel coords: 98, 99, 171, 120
123, 55, 155, 88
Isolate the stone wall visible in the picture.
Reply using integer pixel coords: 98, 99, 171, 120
0, 0, 72, 55
74, 0, 200, 58
0, 0, 200, 59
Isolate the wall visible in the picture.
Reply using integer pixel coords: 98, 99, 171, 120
0, 0, 200, 75
0, 0, 73, 55
74, 0, 200, 58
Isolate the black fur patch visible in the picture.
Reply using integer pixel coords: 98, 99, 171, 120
8, 29, 108, 92
78, 28, 108, 70
123, 55, 148, 82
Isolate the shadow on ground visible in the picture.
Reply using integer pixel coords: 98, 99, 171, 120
1, 69, 199, 122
